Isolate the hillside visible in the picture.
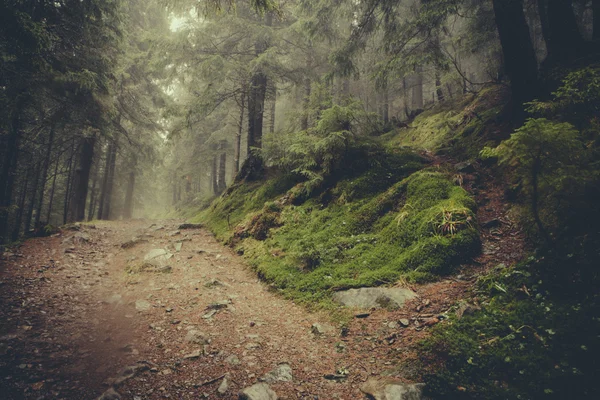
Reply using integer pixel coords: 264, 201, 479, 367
189, 79, 600, 399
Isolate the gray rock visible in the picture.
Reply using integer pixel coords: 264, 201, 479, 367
144, 248, 173, 262
262, 363, 293, 383
361, 378, 428, 400
399, 319, 410, 327
97, 388, 121, 400
239, 383, 278, 400
218, 375, 230, 394
135, 300, 151, 312
332, 288, 417, 309
311, 323, 335, 335
183, 349, 203, 360
185, 330, 210, 345
175, 242, 183, 252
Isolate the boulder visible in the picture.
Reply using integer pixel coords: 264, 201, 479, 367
239, 383, 278, 400
332, 288, 417, 309
361, 378, 428, 400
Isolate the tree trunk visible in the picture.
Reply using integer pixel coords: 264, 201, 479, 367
234, 90, 246, 178
540, 0, 585, 64
0, 105, 22, 243
269, 84, 276, 134
594, 0, 600, 41
301, 77, 311, 130
11, 164, 31, 241
218, 152, 227, 192
97, 140, 115, 220
492, 0, 541, 122
46, 155, 60, 225
24, 160, 42, 233
63, 139, 77, 225
411, 67, 424, 111
123, 171, 135, 219
70, 135, 96, 222
102, 140, 117, 220
211, 155, 219, 195
247, 72, 268, 151
34, 123, 56, 227
435, 72, 445, 102
87, 158, 99, 221
382, 89, 389, 124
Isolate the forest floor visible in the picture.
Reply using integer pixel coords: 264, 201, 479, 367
0, 162, 526, 400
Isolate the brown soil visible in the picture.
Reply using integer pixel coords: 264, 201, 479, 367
0, 161, 527, 400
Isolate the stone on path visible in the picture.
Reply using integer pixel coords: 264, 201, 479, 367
361, 378, 428, 400
144, 249, 173, 263
218, 374, 230, 394
135, 300, 151, 312
239, 383, 278, 400
332, 287, 417, 309
311, 323, 335, 336
262, 363, 293, 383
184, 330, 210, 345
97, 388, 121, 400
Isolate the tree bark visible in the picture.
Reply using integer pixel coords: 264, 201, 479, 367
435, 72, 445, 102
123, 170, 135, 219
382, 89, 389, 124
541, 0, 585, 64
492, 0, 541, 122
0, 104, 23, 243
411, 66, 424, 111
301, 77, 311, 130
234, 90, 246, 178
63, 139, 77, 225
46, 155, 60, 225
87, 159, 99, 222
97, 140, 115, 220
70, 134, 96, 222
218, 151, 227, 192
34, 122, 57, 227
594, 0, 600, 41
24, 160, 42, 233
269, 83, 276, 134
211, 155, 219, 195
248, 72, 268, 151
11, 164, 31, 241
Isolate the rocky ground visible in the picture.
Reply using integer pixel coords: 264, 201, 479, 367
0, 162, 524, 400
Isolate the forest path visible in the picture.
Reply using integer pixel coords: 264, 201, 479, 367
1, 219, 387, 399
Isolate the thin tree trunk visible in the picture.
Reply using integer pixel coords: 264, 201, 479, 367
594, 0, 600, 41
24, 160, 42, 233
123, 171, 135, 219
12, 164, 31, 241
70, 135, 96, 222
211, 155, 219, 195
435, 72, 445, 102
382, 88, 389, 124
301, 78, 311, 130
103, 140, 117, 220
412, 66, 424, 111
46, 155, 60, 225
97, 139, 116, 220
34, 123, 56, 227
218, 152, 227, 192
234, 91, 246, 177
87, 157, 99, 221
63, 139, 77, 225
269, 84, 276, 134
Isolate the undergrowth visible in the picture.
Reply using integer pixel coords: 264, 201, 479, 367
421, 256, 600, 400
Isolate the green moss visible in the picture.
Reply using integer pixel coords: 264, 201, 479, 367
390, 85, 510, 159
200, 161, 479, 308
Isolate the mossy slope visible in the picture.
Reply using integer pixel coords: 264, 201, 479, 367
195, 146, 480, 307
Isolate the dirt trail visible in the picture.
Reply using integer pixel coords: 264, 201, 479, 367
1, 220, 388, 399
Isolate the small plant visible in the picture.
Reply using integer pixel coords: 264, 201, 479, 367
433, 204, 474, 236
